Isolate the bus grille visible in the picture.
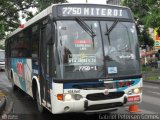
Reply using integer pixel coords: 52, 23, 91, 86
86, 92, 124, 101
85, 102, 123, 111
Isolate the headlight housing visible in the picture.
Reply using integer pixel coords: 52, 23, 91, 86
133, 88, 141, 94
74, 94, 83, 100
127, 87, 142, 95
64, 94, 72, 101
63, 94, 83, 101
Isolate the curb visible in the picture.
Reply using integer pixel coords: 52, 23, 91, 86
0, 97, 6, 114
144, 80, 160, 84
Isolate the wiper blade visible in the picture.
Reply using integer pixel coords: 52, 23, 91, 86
75, 17, 96, 48
105, 19, 119, 45
105, 19, 119, 35
75, 17, 96, 38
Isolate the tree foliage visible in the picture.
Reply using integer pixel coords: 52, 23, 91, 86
37, 0, 68, 11
122, 0, 160, 47
0, 0, 68, 40
122, 0, 160, 28
0, 44, 5, 50
0, 0, 37, 39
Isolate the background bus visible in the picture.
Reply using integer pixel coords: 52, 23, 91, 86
0, 49, 5, 70
5, 3, 142, 114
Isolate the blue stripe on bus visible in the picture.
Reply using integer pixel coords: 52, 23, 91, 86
116, 78, 141, 92
63, 81, 104, 89
63, 78, 141, 91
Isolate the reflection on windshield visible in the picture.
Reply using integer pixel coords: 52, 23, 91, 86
56, 21, 104, 79
101, 21, 140, 77
56, 20, 141, 79
104, 22, 135, 60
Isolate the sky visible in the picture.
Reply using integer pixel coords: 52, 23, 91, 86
67, 0, 106, 4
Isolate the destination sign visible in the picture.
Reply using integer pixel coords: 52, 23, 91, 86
57, 5, 131, 19
68, 54, 96, 65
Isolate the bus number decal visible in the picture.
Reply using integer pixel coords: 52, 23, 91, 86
79, 66, 97, 71
67, 89, 80, 94
62, 7, 68, 15
79, 66, 90, 71
63, 7, 82, 15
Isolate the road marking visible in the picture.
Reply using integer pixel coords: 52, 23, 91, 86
137, 108, 157, 114
150, 91, 160, 95
142, 95, 160, 105
143, 85, 160, 90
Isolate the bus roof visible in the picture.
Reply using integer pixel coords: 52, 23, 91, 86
7, 3, 131, 39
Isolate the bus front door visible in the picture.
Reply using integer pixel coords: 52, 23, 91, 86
39, 24, 52, 109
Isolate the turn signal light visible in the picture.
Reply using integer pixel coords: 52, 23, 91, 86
57, 94, 63, 101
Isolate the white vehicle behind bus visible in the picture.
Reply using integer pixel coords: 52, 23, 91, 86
0, 49, 5, 70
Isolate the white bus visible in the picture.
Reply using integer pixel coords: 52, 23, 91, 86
5, 3, 142, 114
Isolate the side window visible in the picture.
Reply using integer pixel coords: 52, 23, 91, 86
5, 39, 9, 58
32, 25, 39, 58
46, 23, 52, 75
46, 46, 49, 75
11, 36, 18, 57
40, 23, 53, 77
16, 32, 25, 57
24, 29, 31, 57
10, 31, 31, 58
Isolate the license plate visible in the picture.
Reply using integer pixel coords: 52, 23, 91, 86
128, 95, 140, 102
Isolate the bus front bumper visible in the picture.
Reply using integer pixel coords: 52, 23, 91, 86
51, 93, 142, 114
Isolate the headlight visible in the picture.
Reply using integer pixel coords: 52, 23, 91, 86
64, 94, 72, 101
133, 88, 141, 94
64, 94, 83, 101
127, 88, 141, 95
74, 94, 83, 100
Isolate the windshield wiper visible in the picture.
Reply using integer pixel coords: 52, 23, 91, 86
75, 17, 96, 48
105, 19, 119, 45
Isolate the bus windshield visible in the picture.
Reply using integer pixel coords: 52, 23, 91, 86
56, 20, 140, 79
101, 21, 140, 78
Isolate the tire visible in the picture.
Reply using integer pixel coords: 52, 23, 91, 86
12, 83, 18, 91
36, 87, 44, 112
11, 74, 17, 91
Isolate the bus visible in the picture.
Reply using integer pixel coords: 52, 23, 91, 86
0, 49, 5, 70
5, 3, 142, 114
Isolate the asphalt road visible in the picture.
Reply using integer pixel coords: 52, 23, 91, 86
0, 71, 160, 120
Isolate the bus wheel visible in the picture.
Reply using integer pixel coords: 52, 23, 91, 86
36, 88, 44, 112
11, 75, 17, 91
12, 83, 18, 91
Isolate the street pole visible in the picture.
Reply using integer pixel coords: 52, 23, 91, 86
86, 0, 88, 3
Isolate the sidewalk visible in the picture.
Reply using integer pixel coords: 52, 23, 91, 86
143, 79, 160, 84
143, 69, 160, 84
0, 97, 6, 114
0, 90, 7, 115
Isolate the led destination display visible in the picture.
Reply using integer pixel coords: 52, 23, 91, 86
57, 5, 131, 19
